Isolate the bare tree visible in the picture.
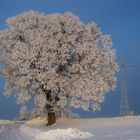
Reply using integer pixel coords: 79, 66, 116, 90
0, 11, 119, 125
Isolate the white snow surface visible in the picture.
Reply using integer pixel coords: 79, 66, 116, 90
0, 116, 140, 140
20, 126, 93, 140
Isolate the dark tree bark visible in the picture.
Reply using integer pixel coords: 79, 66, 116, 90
47, 112, 56, 126
45, 90, 56, 126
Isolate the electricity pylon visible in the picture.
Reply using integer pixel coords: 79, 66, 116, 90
119, 62, 135, 116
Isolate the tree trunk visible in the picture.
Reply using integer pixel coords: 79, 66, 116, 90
45, 90, 56, 126
47, 112, 56, 126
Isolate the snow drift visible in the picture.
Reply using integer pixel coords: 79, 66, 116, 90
20, 126, 93, 140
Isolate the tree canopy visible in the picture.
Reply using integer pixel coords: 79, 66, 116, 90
0, 11, 119, 121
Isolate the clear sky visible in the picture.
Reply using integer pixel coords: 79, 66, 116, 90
0, 0, 140, 119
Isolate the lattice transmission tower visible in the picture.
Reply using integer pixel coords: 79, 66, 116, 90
119, 62, 135, 116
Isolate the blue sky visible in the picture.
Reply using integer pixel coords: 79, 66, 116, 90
0, 0, 140, 119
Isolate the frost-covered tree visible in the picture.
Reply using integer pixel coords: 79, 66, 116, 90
20, 106, 30, 120
31, 106, 47, 118
31, 107, 42, 118
0, 11, 119, 125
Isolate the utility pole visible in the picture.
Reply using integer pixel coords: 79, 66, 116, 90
119, 62, 135, 116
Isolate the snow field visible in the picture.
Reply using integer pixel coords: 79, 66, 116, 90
0, 116, 140, 140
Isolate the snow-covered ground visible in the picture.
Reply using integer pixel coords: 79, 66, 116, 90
0, 116, 140, 140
